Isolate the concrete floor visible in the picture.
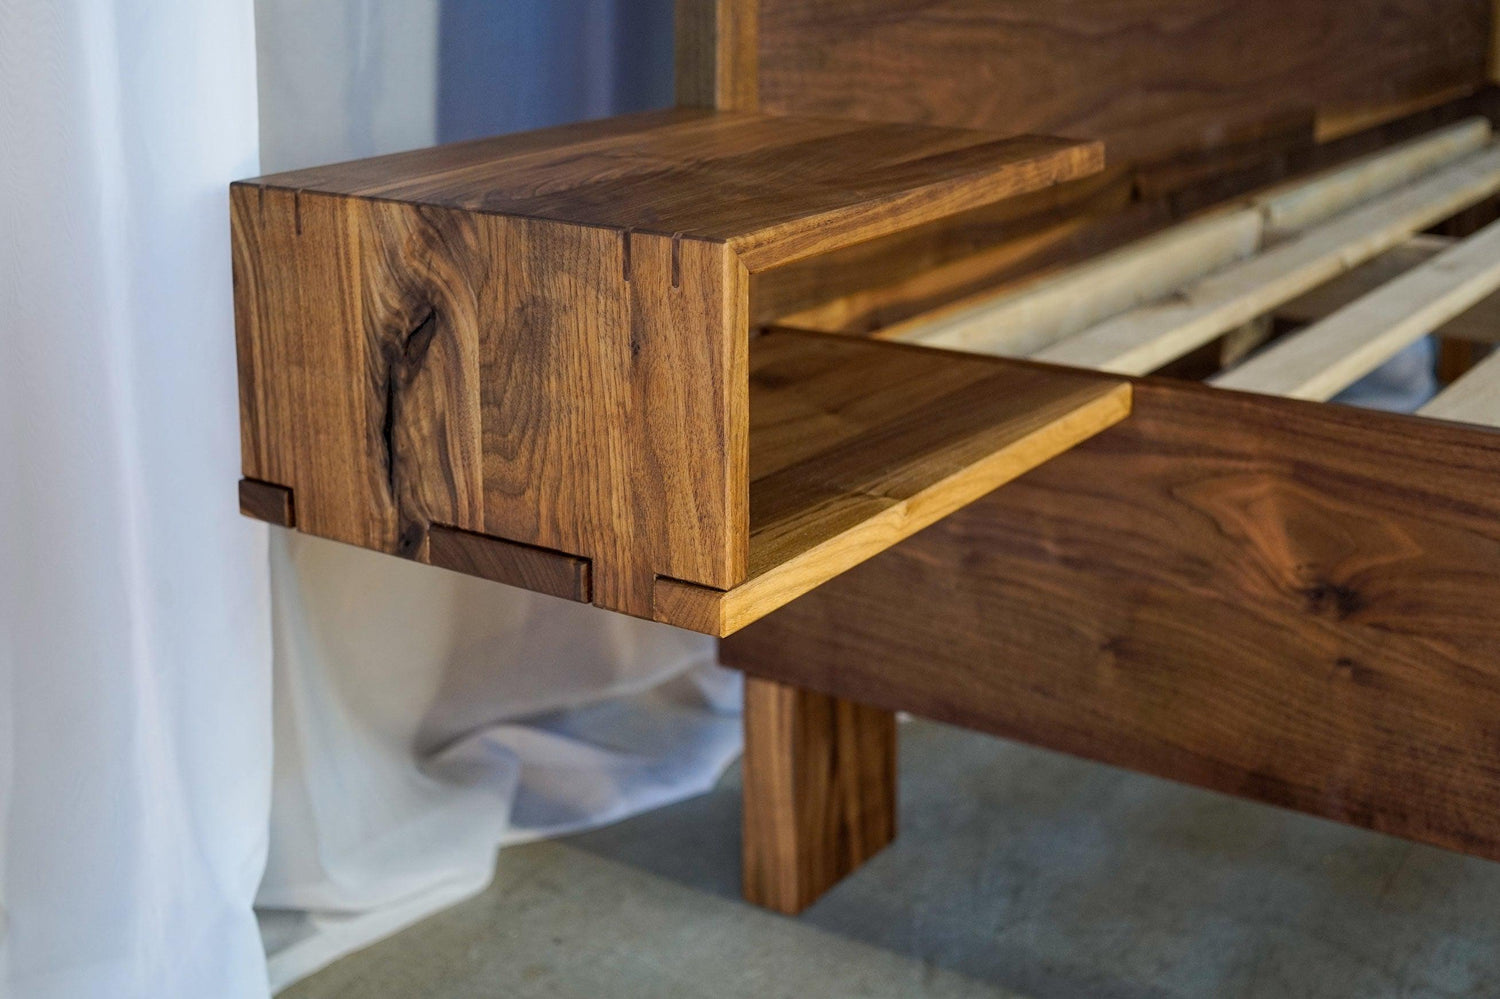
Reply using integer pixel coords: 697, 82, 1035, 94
281, 720, 1500, 999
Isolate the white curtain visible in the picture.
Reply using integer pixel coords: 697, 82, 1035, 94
254, 535, 739, 988
249, 1, 739, 989
3, 1, 738, 996
1, 2, 271, 997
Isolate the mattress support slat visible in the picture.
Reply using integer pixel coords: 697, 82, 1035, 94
889, 118, 1496, 365
1034, 144, 1500, 374
1420, 348, 1500, 426
1210, 218, 1500, 400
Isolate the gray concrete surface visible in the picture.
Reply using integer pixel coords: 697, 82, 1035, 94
281, 720, 1500, 999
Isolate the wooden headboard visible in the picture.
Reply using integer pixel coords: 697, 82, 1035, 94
682, 0, 1494, 163
678, 0, 1500, 332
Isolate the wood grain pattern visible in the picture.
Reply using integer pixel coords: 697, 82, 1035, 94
756, 0, 1490, 165
754, 166, 1146, 333
426, 525, 590, 602
1253, 118, 1493, 234
723, 377, 1500, 863
742, 675, 896, 915
890, 119, 1496, 361
232, 185, 744, 618
249, 110, 1102, 273
652, 332, 1132, 635
1213, 217, 1500, 400
233, 111, 1098, 618
238, 478, 294, 527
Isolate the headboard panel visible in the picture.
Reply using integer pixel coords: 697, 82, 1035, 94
698, 0, 1493, 164
678, 1, 1500, 332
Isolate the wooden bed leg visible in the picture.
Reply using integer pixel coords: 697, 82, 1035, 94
741, 675, 897, 914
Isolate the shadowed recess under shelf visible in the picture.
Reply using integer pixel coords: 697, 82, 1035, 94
652, 331, 1133, 636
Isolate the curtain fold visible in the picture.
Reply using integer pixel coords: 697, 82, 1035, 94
250, 1, 737, 989
1, 2, 271, 997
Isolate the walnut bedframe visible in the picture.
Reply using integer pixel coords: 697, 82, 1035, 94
233, 0, 1500, 915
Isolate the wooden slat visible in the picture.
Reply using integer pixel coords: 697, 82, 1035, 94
1277, 235, 1450, 318
1213, 218, 1500, 400
742, 676, 896, 915
674, 0, 758, 110
651, 332, 1132, 636
250, 110, 1104, 274
1034, 144, 1500, 375
756, 96, 1500, 342
1421, 348, 1500, 425
890, 121, 1493, 363
894, 209, 1263, 356
1254, 117, 1492, 232
756, 0, 1491, 165
757, 166, 1146, 335
723, 376, 1500, 866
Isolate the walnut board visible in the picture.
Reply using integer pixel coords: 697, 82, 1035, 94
653, 332, 1132, 635
233, 110, 1101, 621
723, 376, 1500, 862
677, 1, 1500, 345
246, 109, 1101, 272
751, 0, 1491, 164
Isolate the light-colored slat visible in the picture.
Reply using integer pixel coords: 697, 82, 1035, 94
1419, 348, 1500, 426
1211, 219, 1500, 400
895, 209, 1263, 356
1034, 144, 1500, 375
1277, 233, 1500, 344
1257, 117, 1491, 231
890, 119, 1492, 363
1313, 89, 1485, 145
1275, 234, 1452, 321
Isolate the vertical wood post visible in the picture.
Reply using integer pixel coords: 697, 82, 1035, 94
674, 0, 759, 111
741, 675, 897, 914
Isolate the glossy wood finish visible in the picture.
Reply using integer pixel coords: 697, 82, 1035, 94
233, 111, 1100, 621
1423, 348, 1500, 425
724, 376, 1500, 863
756, 0, 1490, 164
651, 332, 1132, 636
1213, 217, 1500, 400
246, 109, 1102, 272
1276, 235, 1500, 344
742, 676, 896, 915
233, 186, 743, 618
754, 93, 1500, 338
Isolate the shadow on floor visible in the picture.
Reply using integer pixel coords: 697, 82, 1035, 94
284, 720, 1500, 999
